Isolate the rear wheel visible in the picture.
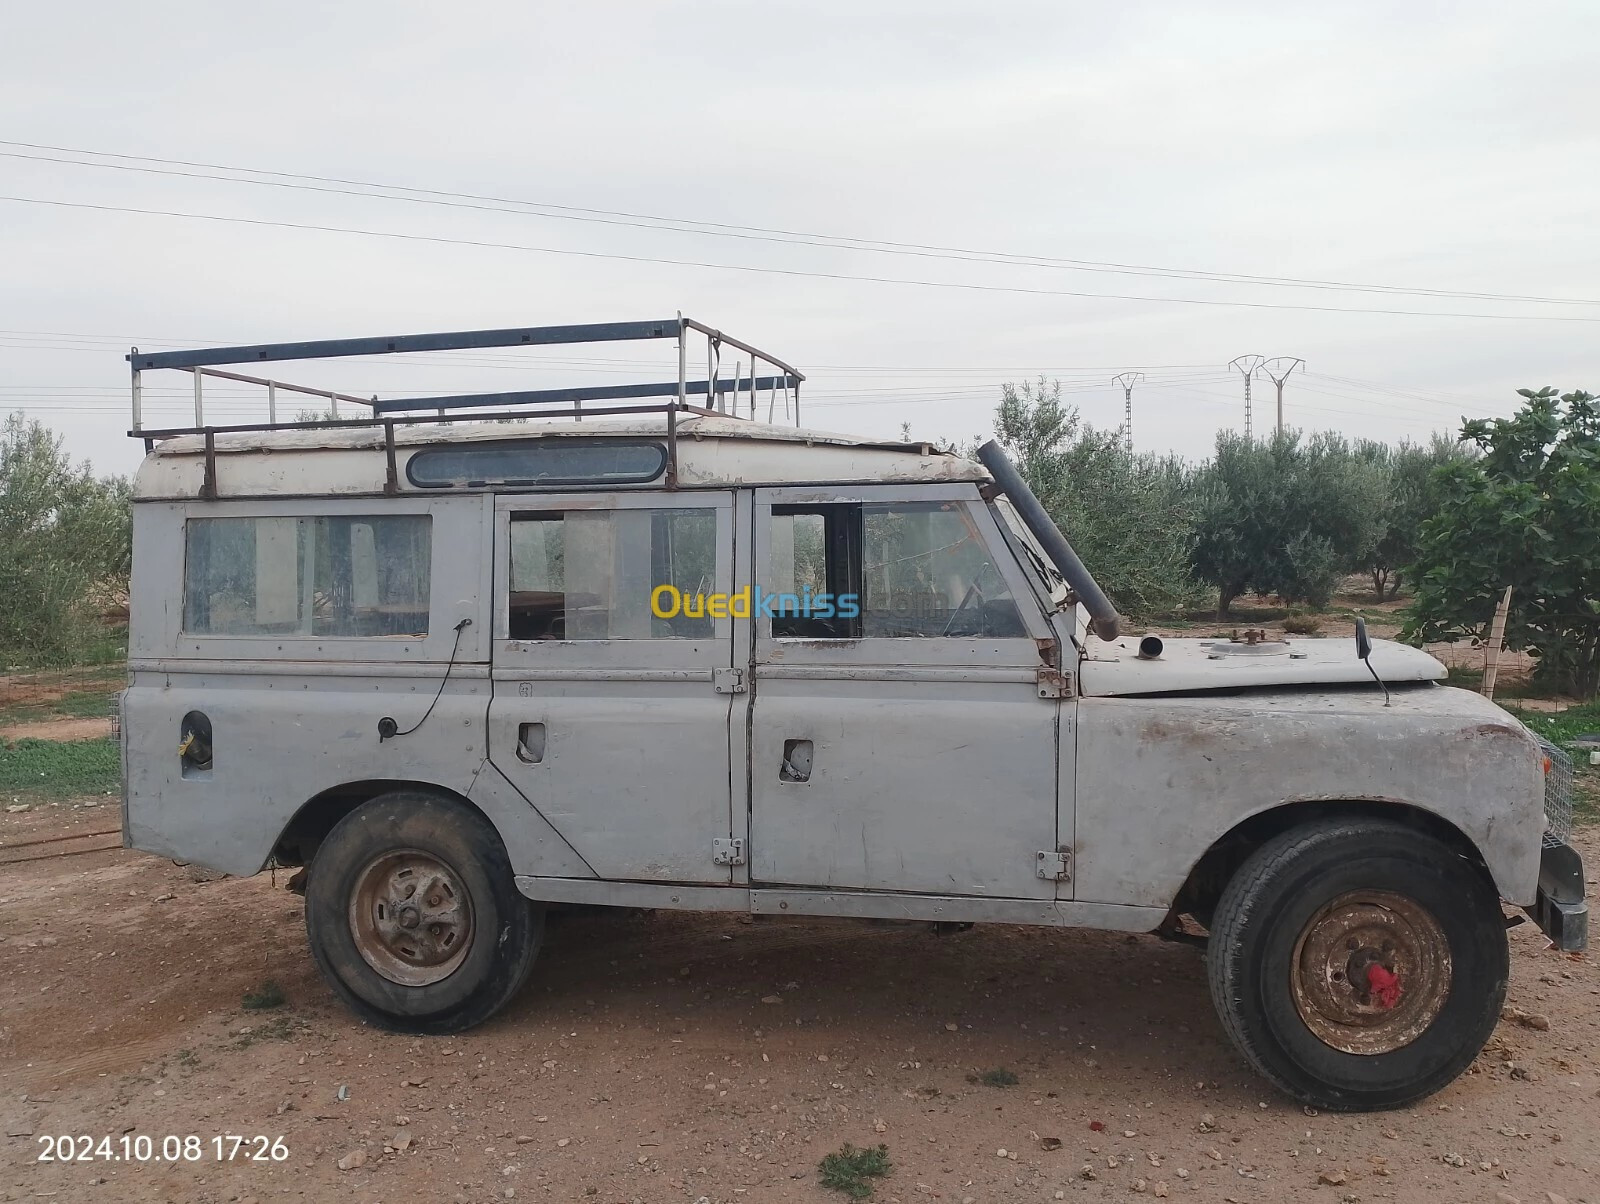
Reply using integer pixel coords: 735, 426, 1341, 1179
305, 791, 543, 1034
1207, 818, 1508, 1111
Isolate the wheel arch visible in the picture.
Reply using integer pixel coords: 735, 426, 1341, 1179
269, 779, 486, 870
1167, 799, 1493, 931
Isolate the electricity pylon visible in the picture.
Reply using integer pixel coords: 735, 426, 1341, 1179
1260, 357, 1305, 437
1113, 371, 1143, 451
1228, 355, 1265, 439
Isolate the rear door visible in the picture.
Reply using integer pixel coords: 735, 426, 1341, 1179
487, 491, 737, 884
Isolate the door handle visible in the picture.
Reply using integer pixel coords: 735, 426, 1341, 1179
516, 722, 546, 764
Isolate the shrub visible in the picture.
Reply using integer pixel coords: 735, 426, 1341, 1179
819, 1143, 892, 1199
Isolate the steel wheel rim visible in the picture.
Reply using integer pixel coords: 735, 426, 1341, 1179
1290, 889, 1452, 1055
348, 849, 475, 986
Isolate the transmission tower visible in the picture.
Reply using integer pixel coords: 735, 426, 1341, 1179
1228, 355, 1265, 439
1260, 357, 1305, 437
1112, 371, 1143, 451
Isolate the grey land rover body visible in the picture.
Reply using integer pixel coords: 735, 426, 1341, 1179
121, 319, 1585, 1111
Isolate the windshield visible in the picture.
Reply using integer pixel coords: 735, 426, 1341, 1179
990, 497, 1073, 612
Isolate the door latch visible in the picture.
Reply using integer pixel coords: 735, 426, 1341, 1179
1036, 847, 1072, 881
712, 667, 748, 694
712, 837, 746, 866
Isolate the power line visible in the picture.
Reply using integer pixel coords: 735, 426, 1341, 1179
4, 139, 1594, 308
5, 194, 1600, 325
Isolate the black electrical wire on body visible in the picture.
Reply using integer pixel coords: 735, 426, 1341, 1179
378, 618, 471, 741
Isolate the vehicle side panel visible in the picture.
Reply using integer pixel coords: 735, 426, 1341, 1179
1073, 686, 1546, 909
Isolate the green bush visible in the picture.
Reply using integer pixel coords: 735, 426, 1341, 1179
819, 1143, 891, 1199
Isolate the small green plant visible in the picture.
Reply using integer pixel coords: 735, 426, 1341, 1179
819, 1143, 891, 1199
968, 1067, 1019, 1087
1282, 614, 1322, 635
242, 980, 286, 1010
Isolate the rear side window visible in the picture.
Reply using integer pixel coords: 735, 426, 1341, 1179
408, 440, 666, 488
184, 515, 432, 637
509, 508, 716, 640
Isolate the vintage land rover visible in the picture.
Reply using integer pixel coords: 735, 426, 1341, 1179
121, 318, 1585, 1111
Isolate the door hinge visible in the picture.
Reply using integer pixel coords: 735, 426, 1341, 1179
712, 837, 746, 866
1036, 667, 1073, 698
712, 667, 748, 694
1035, 847, 1072, 881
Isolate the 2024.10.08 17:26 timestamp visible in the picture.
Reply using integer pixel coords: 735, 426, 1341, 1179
38, 1135, 289, 1163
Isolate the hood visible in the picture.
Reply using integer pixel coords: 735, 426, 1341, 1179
1077, 634, 1446, 697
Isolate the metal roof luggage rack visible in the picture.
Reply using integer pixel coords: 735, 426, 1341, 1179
126, 315, 804, 495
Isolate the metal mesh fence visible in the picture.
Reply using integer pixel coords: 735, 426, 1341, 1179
1537, 735, 1574, 845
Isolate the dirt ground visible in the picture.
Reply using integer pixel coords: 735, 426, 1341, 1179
0, 798, 1595, 1204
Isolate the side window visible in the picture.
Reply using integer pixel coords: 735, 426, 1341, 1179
862, 503, 1025, 637
766, 502, 1025, 640
184, 515, 431, 637
770, 505, 862, 639
508, 508, 717, 640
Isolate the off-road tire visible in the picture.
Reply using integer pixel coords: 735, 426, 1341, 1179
1207, 818, 1508, 1111
305, 790, 543, 1034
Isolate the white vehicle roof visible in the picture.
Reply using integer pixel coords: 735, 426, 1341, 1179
132, 414, 988, 500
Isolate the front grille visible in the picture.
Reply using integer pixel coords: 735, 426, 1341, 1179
1538, 736, 1574, 846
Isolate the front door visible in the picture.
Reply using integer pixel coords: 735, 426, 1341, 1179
488, 491, 737, 884
746, 484, 1066, 900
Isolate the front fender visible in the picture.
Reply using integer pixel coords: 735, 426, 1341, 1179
1072, 686, 1546, 909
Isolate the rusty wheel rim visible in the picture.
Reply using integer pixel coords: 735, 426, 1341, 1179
1289, 889, 1452, 1055
348, 850, 475, 987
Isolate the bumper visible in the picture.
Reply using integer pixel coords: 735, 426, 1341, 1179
1529, 837, 1588, 952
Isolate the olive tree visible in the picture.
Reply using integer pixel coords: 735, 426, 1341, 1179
0, 415, 131, 667
980, 378, 1203, 617
1404, 388, 1600, 698
1355, 435, 1473, 600
1191, 429, 1388, 615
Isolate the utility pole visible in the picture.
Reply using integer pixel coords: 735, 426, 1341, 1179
1228, 355, 1265, 439
1260, 357, 1305, 437
1112, 371, 1143, 451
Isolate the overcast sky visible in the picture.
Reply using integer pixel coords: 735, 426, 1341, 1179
2, 1, 1596, 476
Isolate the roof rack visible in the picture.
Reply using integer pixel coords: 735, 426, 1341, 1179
126, 316, 805, 494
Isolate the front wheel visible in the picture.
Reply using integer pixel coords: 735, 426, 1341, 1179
1207, 818, 1508, 1111
305, 790, 544, 1034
